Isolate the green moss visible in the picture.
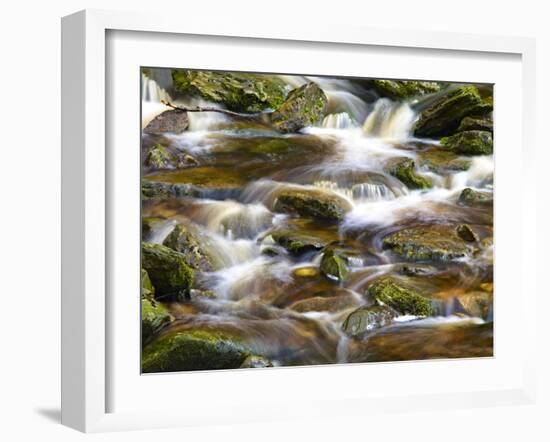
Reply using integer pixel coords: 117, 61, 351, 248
142, 329, 250, 373
440, 130, 493, 155
458, 116, 493, 133
342, 305, 396, 336
386, 157, 432, 189
141, 242, 194, 298
369, 80, 442, 100
320, 249, 350, 282
141, 268, 155, 300
162, 224, 213, 272
171, 70, 287, 112
457, 187, 492, 206
141, 298, 172, 346
368, 277, 434, 316
145, 144, 173, 169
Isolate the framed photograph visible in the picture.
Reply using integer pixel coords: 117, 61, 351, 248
61, 9, 537, 432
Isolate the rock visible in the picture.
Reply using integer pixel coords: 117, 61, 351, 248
273, 188, 352, 222
382, 224, 473, 261
171, 70, 287, 112
270, 82, 328, 133
289, 292, 359, 313
342, 305, 397, 336
141, 242, 194, 299
457, 188, 493, 206
368, 80, 442, 100
399, 264, 438, 276
144, 144, 173, 169
141, 268, 155, 299
453, 291, 492, 319
141, 298, 172, 346
142, 329, 250, 373
320, 249, 350, 282
416, 150, 471, 174
458, 116, 493, 134
456, 224, 478, 242
143, 109, 189, 134
293, 266, 320, 278
240, 355, 274, 369
367, 277, 434, 316
413, 86, 491, 138
385, 157, 432, 189
162, 224, 213, 272
270, 230, 326, 255
440, 130, 493, 155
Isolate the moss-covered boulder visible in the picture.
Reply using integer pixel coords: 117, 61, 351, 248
320, 249, 350, 282
270, 82, 328, 133
141, 242, 194, 298
171, 70, 287, 112
143, 109, 189, 134
141, 268, 155, 299
342, 305, 397, 336
382, 224, 473, 261
458, 116, 493, 134
141, 298, 172, 346
385, 157, 432, 189
413, 86, 491, 138
368, 80, 442, 100
145, 144, 174, 169
367, 277, 434, 316
457, 188, 493, 207
142, 329, 250, 373
162, 224, 213, 272
240, 355, 274, 369
440, 130, 493, 155
273, 188, 352, 222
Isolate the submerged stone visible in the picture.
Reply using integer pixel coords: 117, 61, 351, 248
440, 130, 493, 155
270, 82, 328, 133
273, 188, 352, 222
367, 277, 434, 316
144, 109, 189, 134
289, 292, 359, 313
385, 157, 432, 189
342, 305, 397, 336
453, 291, 492, 319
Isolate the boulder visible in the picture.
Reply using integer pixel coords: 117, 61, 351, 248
367, 277, 434, 316
382, 224, 473, 261
440, 130, 493, 155
342, 305, 397, 336
162, 224, 213, 272
141, 242, 194, 298
143, 109, 189, 134
413, 86, 491, 138
171, 70, 287, 112
385, 157, 432, 189
141, 298, 172, 346
457, 188, 493, 207
320, 249, 350, 282
273, 188, 352, 222
368, 80, 442, 100
142, 329, 250, 373
458, 116, 493, 134
270, 82, 328, 133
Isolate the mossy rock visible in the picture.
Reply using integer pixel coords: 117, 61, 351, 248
141, 298, 172, 346
457, 188, 493, 207
141, 242, 194, 299
273, 188, 352, 222
144, 144, 174, 169
342, 305, 397, 336
320, 249, 350, 282
416, 150, 471, 174
413, 86, 491, 138
143, 109, 189, 134
385, 157, 432, 189
382, 224, 473, 261
141, 268, 155, 299
368, 80, 442, 100
240, 355, 273, 369
162, 224, 213, 272
270, 82, 328, 133
142, 329, 250, 373
440, 130, 493, 155
269, 230, 326, 255
171, 70, 287, 112
458, 116, 493, 134
367, 277, 434, 316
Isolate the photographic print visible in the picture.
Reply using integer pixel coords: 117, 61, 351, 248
140, 68, 493, 373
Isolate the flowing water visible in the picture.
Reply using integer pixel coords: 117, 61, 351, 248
142, 74, 493, 367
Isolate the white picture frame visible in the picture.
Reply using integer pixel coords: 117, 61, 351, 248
61, 9, 538, 433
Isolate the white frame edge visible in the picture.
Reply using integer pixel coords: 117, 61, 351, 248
61, 9, 537, 433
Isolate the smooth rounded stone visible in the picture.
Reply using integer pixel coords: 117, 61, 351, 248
457, 188, 493, 207
458, 116, 493, 134
162, 223, 213, 272
342, 305, 397, 336
367, 80, 442, 100
240, 355, 274, 369
270, 82, 328, 133
141, 268, 155, 299
320, 249, 350, 282
367, 277, 434, 316
143, 109, 189, 134
141, 298, 173, 347
270, 230, 326, 255
348, 321, 493, 363
452, 291, 492, 319
416, 149, 471, 174
413, 86, 491, 138
289, 290, 360, 314
440, 130, 493, 155
142, 329, 250, 373
385, 157, 432, 189
171, 70, 287, 112
456, 224, 479, 242
141, 242, 194, 299
382, 224, 474, 261
273, 188, 352, 222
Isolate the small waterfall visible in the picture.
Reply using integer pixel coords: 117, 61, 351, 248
147, 219, 176, 244
363, 98, 416, 139
141, 73, 172, 103
450, 156, 494, 190
313, 180, 394, 202
322, 113, 356, 129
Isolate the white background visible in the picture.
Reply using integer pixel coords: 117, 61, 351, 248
0, 1, 548, 441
